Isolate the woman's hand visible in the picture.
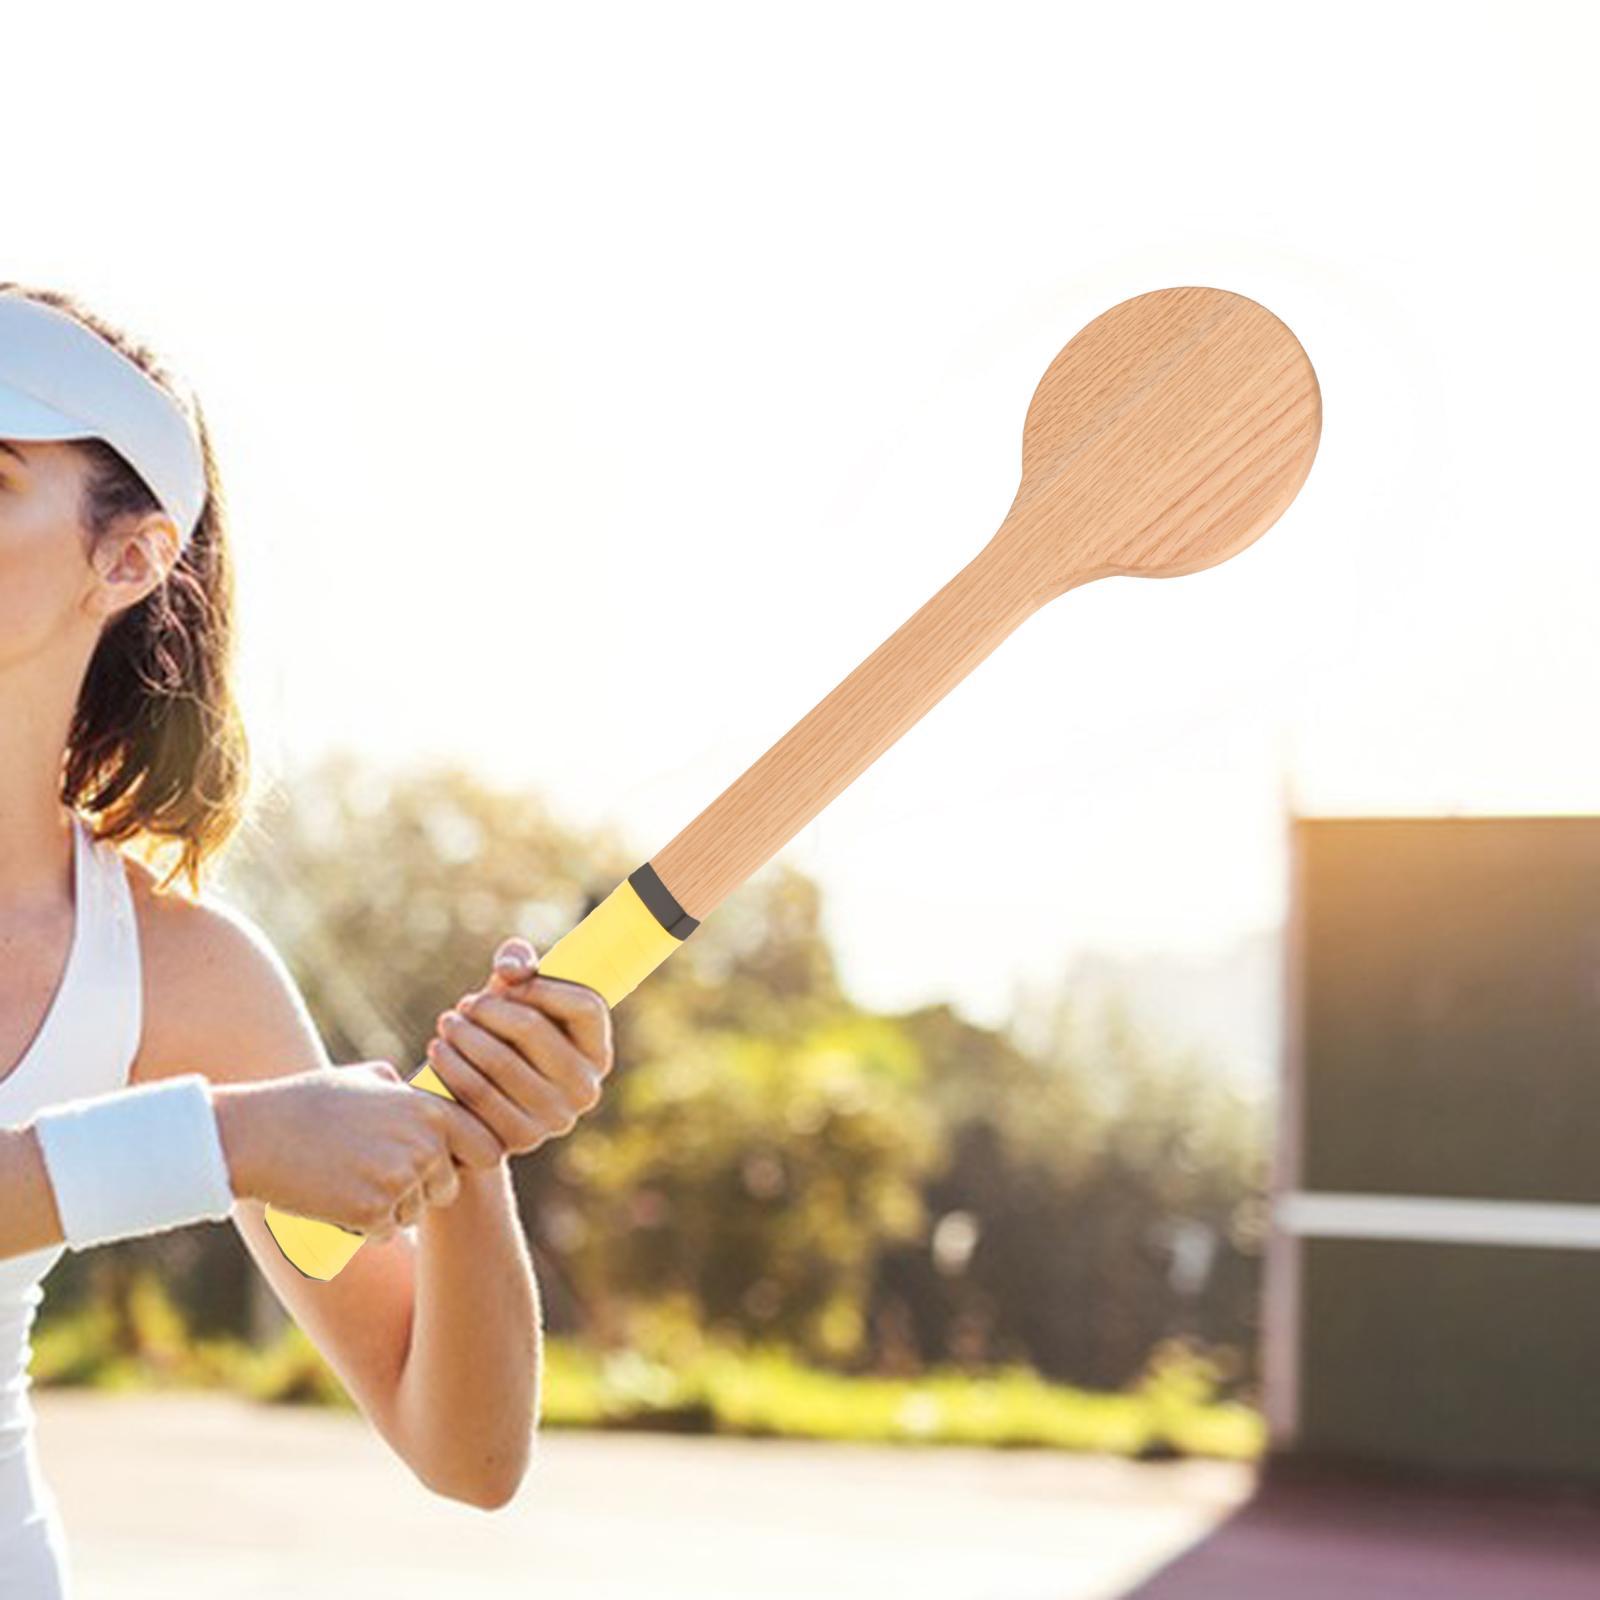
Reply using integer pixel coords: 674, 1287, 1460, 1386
213, 1061, 505, 1239
423, 936, 614, 1159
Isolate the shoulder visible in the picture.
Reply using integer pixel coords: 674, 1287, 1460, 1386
124, 857, 331, 1088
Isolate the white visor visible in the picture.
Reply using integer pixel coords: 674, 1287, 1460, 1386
0, 291, 206, 545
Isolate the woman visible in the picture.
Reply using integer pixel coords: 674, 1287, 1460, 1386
0, 282, 613, 1595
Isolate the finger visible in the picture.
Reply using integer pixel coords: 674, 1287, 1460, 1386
523, 977, 611, 1070
420, 1156, 460, 1210
361, 1195, 395, 1239
432, 1024, 581, 1138
369, 1188, 413, 1236
437, 1088, 515, 1171
460, 984, 612, 1087
471, 966, 609, 1065
426, 1035, 557, 1152
446, 997, 603, 1110
414, 1064, 514, 1170
496, 936, 539, 971
486, 938, 540, 994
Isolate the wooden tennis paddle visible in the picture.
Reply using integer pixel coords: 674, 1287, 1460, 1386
266, 284, 1321, 1280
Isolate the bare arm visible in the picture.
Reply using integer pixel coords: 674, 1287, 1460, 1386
392, 1158, 541, 1507
0, 1122, 66, 1261
129, 888, 537, 1509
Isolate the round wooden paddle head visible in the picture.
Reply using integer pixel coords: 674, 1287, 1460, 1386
999, 286, 1321, 602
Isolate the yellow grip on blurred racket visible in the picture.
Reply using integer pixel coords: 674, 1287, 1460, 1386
262, 867, 695, 1280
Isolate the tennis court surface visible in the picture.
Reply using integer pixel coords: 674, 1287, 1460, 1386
35, 1390, 1600, 1597
1127, 1469, 1600, 1600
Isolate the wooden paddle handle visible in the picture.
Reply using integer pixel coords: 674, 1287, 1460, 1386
655, 517, 1101, 920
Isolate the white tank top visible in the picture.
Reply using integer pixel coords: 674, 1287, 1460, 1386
0, 810, 142, 1595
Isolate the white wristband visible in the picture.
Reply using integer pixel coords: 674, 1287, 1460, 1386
32, 1073, 237, 1250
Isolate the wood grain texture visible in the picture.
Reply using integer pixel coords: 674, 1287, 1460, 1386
653, 286, 1320, 919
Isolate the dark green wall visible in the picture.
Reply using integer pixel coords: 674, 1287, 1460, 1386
1300, 1238, 1600, 1478
1292, 816, 1600, 1481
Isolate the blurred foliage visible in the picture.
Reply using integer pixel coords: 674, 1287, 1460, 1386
537, 1329, 1262, 1458
31, 1267, 1262, 1460
555, 1011, 944, 1361
878, 996, 1268, 1388
36, 749, 1270, 1420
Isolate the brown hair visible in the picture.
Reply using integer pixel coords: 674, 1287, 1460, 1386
0, 281, 251, 898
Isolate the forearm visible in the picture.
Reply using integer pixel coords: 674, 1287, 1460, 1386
393, 1159, 541, 1508
0, 1124, 64, 1261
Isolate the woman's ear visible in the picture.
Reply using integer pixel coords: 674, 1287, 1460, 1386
86, 512, 182, 621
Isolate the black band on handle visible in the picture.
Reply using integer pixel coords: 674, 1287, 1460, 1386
628, 862, 699, 940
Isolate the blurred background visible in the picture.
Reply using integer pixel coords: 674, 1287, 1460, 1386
6, 1, 1600, 1595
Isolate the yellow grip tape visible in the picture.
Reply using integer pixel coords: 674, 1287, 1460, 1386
264, 876, 687, 1280
533, 875, 687, 1007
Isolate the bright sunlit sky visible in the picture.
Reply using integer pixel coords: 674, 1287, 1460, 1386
5, 3, 1597, 1031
